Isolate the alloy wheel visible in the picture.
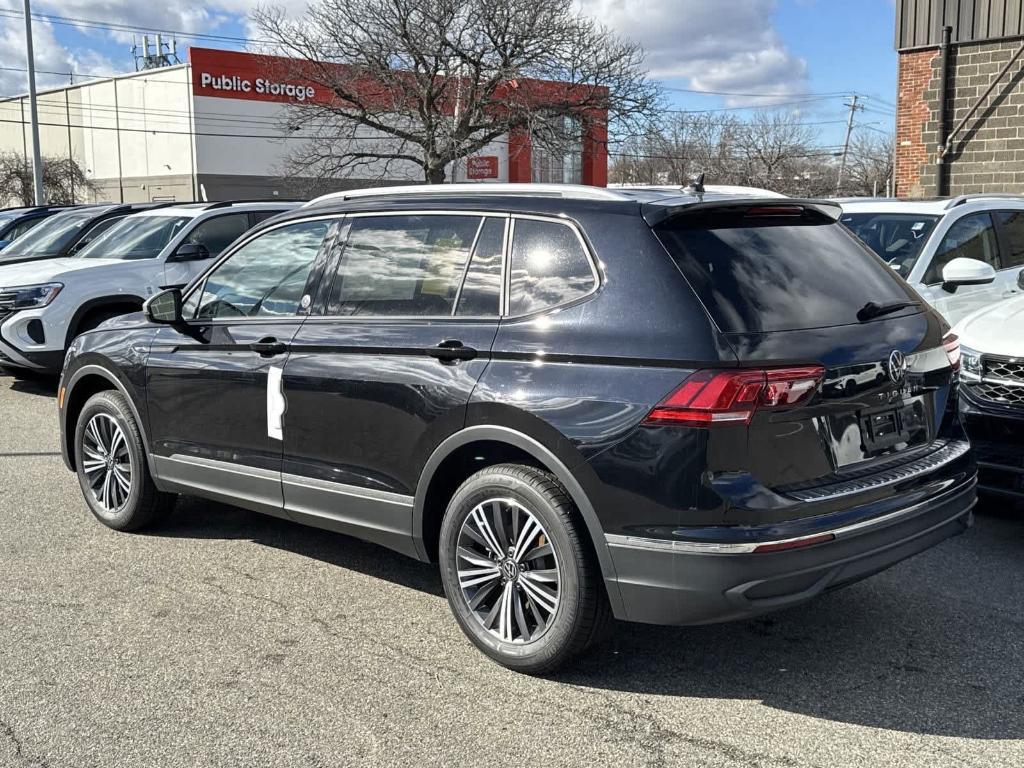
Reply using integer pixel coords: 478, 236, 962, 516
456, 498, 561, 643
81, 413, 133, 515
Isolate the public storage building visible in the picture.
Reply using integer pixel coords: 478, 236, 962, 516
0, 47, 609, 203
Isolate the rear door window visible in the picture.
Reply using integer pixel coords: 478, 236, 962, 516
328, 214, 482, 317
924, 212, 1000, 284
507, 218, 596, 316
655, 208, 917, 334
456, 217, 504, 317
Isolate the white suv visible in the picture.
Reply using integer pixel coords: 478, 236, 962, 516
840, 195, 1024, 325
0, 201, 298, 373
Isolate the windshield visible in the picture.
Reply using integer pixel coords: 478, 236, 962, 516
3, 210, 103, 256
840, 212, 939, 275
78, 215, 192, 260
656, 208, 917, 334
0, 214, 19, 230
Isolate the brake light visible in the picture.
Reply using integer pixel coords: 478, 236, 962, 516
644, 366, 825, 427
943, 333, 961, 371
744, 205, 804, 217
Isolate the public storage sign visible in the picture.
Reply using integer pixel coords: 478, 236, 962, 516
466, 156, 499, 180
190, 47, 329, 105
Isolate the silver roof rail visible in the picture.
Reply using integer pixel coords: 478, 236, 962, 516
944, 193, 1024, 209
306, 183, 633, 206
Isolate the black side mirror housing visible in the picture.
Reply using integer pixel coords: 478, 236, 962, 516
169, 242, 211, 262
145, 288, 183, 324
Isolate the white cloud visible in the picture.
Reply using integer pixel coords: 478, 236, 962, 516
3, 0, 809, 107
0, 19, 116, 95
578, 0, 809, 104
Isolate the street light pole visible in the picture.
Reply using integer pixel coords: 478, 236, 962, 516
23, 0, 44, 205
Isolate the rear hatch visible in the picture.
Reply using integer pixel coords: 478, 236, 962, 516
650, 200, 963, 519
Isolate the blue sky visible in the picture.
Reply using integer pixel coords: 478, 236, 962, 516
0, 0, 898, 146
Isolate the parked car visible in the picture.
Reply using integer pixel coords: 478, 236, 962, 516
0, 205, 72, 250
58, 183, 975, 673
0, 203, 173, 266
0, 201, 297, 373
954, 295, 1024, 500
840, 194, 1024, 325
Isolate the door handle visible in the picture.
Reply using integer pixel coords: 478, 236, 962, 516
427, 339, 477, 363
250, 337, 288, 357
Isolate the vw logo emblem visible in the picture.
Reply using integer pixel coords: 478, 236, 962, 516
887, 349, 907, 384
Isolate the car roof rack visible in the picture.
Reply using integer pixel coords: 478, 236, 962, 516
944, 193, 1024, 209
307, 183, 634, 206
200, 199, 306, 209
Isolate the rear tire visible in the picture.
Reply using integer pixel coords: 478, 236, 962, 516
438, 463, 610, 674
74, 390, 175, 531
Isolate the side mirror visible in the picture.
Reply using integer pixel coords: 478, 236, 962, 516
145, 288, 183, 324
169, 242, 211, 262
941, 257, 996, 292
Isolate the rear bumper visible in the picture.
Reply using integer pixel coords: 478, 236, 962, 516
605, 478, 976, 625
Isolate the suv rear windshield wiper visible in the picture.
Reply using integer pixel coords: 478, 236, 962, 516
856, 299, 919, 322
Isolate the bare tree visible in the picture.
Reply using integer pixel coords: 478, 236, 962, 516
252, 0, 661, 184
0, 152, 98, 206
842, 132, 894, 196
734, 111, 818, 194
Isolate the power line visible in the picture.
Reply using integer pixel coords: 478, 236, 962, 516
0, 7, 271, 46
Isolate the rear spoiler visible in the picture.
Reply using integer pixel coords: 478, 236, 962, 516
641, 197, 843, 227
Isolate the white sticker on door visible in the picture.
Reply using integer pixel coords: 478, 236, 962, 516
267, 365, 285, 441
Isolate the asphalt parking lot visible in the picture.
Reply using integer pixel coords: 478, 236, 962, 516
1, 373, 1023, 768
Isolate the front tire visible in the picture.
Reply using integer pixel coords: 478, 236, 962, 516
438, 464, 609, 674
74, 390, 174, 531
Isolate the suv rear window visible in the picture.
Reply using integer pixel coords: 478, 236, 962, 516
655, 208, 917, 334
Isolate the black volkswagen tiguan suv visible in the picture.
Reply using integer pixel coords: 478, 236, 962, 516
58, 184, 975, 673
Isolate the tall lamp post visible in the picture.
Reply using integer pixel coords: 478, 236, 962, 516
23, 0, 44, 205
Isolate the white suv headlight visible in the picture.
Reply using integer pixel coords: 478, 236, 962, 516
0, 283, 63, 310
960, 346, 982, 380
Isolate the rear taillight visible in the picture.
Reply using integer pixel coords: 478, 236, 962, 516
644, 366, 825, 427
943, 333, 961, 371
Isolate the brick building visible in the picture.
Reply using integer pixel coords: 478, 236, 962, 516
896, 0, 1024, 197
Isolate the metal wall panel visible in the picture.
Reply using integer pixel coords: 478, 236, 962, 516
898, 0, 1024, 48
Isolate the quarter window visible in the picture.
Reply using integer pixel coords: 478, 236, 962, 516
508, 218, 595, 316
995, 210, 1024, 268
188, 219, 330, 319
925, 213, 1000, 284
328, 214, 482, 317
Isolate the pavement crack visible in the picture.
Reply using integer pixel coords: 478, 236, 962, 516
0, 718, 48, 768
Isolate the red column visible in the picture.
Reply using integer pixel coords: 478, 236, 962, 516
581, 111, 608, 187
507, 127, 532, 182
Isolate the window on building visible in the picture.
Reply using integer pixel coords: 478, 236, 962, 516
188, 219, 330, 319
995, 210, 1024, 268
531, 115, 583, 184
925, 213, 1001, 284
328, 214, 483, 317
508, 218, 596, 316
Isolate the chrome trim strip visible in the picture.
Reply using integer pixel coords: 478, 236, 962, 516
606, 479, 976, 555
164, 453, 279, 480
974, 375, 1024, 388
907, 346, 951, 373
784, 440, 971, 502
281, 472, 413, 507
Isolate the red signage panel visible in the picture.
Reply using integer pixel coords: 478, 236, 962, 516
466, 156, 500, 179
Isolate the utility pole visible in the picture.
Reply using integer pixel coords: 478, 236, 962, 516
23, 0, 44, 205
835, 94, 862, 195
